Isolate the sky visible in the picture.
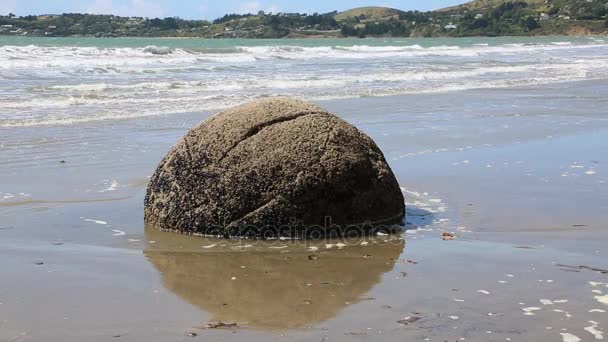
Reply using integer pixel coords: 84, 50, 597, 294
0, 0, 465, 20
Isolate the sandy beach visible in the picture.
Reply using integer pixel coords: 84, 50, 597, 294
1, 74, 607, 340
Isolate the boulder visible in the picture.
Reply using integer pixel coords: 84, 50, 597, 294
144, 97, 404, 238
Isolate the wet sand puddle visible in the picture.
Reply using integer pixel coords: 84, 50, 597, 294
0, 181, 606, 341
125, 188, 606, 341
144, 228, 405, 330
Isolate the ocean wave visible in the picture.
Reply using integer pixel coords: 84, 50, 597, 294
2, 70, 600, 128
1, 40, 606, 70
2, 38, 608, 128
143, 45, 174, 55
2, 57, 607, 127
24, 58, 605, 95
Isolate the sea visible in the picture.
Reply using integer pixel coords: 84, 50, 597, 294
1, 35, 607, 127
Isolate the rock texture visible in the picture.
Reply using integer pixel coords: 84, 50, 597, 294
144, 97, 404, 238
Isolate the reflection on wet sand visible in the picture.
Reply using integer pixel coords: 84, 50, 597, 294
144, 227, 404, 329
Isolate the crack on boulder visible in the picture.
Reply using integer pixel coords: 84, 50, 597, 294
182, 137, 194, 163
217, 110, 321, 163
226, 197, 280, 228
320, 121, 339, 161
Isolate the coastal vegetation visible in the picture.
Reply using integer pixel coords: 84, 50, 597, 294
0, 0, 607, 38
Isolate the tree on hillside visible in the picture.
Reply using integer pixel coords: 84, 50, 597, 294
523, 16, 539, 31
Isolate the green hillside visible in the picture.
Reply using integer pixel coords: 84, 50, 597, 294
432, 0, 608, 36
0, 1, 606, 38
334, 7, 405, 21
443, 0, 607, 18
442, 0, 546, 11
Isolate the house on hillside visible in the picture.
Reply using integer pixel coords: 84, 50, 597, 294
125, 17, 143, 26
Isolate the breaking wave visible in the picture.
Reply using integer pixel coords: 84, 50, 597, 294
142, 45, 174, 55
1, 37, 607, 127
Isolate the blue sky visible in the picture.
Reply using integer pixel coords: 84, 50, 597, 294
0, 0, 465, 20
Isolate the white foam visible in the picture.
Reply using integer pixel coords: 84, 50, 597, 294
84, 219, 107, 225
143, 45, 174, 55
2, 40, 608, 127
561, 333, 581, 342
99, 179, 120, 193
0, 192, 31, 201
522, 307, 542, 315
234, 244, 253, 249
584, 322, 603, 340
595, 295, 608, 305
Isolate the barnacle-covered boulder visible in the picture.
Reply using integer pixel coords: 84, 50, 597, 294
144, 97, 404, 238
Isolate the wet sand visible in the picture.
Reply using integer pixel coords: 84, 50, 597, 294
1, 80, 607, 341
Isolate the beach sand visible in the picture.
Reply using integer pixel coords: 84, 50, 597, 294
1, 80, 607, 341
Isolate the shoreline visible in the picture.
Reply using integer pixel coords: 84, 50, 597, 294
2, 31, 608, 39
2, 78, 608, 129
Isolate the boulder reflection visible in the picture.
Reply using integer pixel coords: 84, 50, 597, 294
144, 227, 404, 329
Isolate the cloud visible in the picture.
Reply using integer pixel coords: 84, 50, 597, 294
236, 1, 281, 14
86, 0, 164, 18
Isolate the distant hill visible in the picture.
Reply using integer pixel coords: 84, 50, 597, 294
441, 0, 605, 14
334, 7, 405, 21
0, 1, 606, 39
441, 0, 546, 11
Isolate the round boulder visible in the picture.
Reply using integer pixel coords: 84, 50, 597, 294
144, 97, 404, 238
